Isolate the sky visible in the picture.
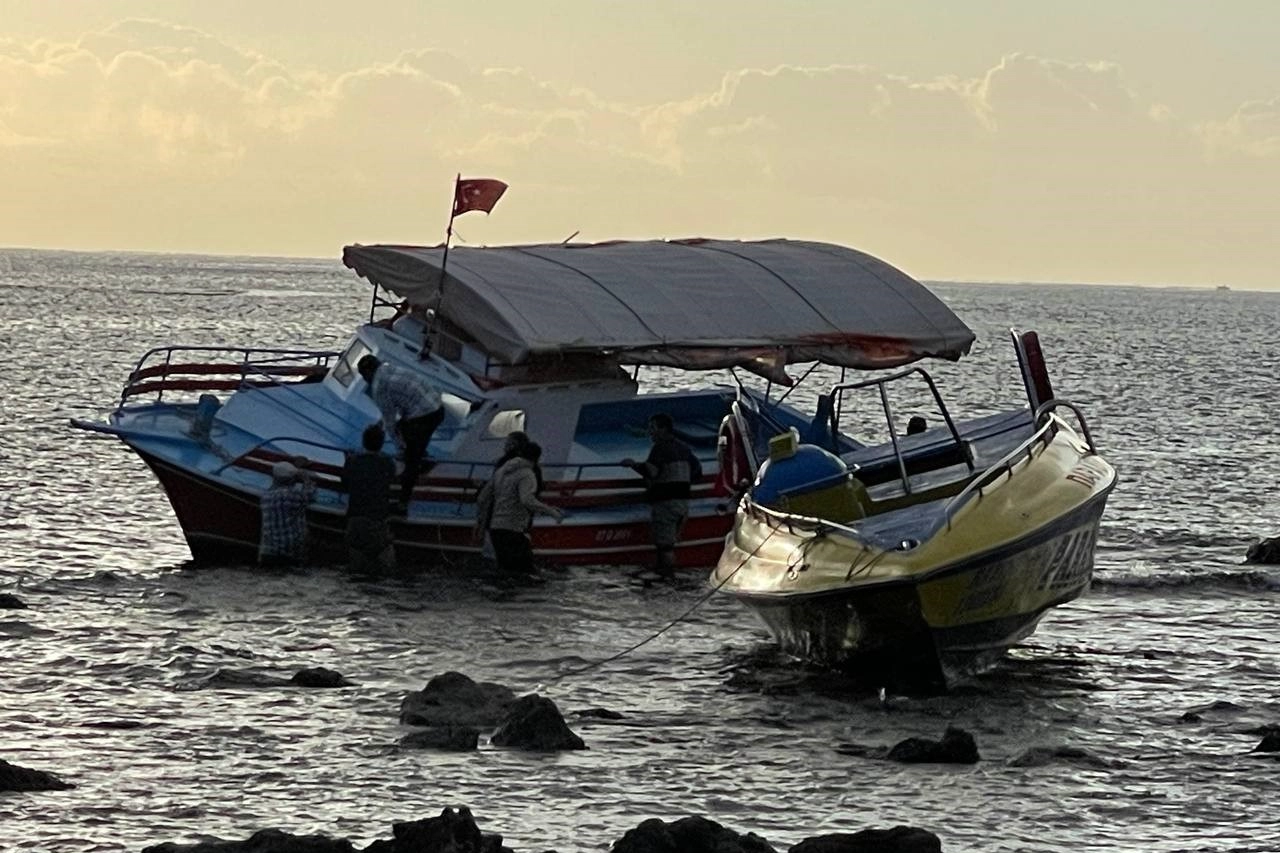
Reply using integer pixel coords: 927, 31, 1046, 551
2, 1, 1278, 288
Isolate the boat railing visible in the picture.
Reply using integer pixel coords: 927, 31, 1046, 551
940, 411, 1069, 529
121, 346, 339, 407
211, 435, 699, 512
1033, 398, 1099, 454
829, 366, 973, 495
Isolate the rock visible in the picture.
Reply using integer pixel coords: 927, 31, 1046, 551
491, 694, 586, 751
611, 816, 775, 853
789, 827, 942, 853
1254, 733, 1280, 753
0, 593, 27, 609
887, 726, 979, 764
290, 667, 354, 688
1008, 745, 1113, 768
370, 806, 507, 853
575, 707, 625, 720
1245, 536, 1280, 564
400, 672, 517, 728
142, 828, 355, 852
0, 758, 74, 791
399, 726, 480, 752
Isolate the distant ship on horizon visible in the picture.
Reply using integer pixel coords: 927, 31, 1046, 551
1216, 284, 1231, 291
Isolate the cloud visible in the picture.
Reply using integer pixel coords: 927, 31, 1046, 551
0, 24, 1276, 287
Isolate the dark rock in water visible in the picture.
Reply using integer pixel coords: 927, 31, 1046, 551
0, 593, 27, 609
0, 758, 74, 791
611, 815, 775, 853
369, 807, 506, 853
575, 707, 625, 720
789, 827, 943, 853
1008, 745, 1114, 768
399, 726, 480, 752
887, 726, 979, 764
1245, 536, 1280, 564
491, 694, 585, 751
143, 808, 507, 853
400, 671, 517, 728
193, 668, 292, 689
142, 828, 355, 852
290, 667, 354, 688
1254, 733, 1280, 753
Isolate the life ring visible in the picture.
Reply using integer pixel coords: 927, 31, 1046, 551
715, 414, 752, 497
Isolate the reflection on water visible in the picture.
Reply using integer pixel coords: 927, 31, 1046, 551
2, 250, 1280, 852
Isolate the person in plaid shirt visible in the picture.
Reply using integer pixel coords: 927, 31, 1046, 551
258, 460, 316, 567
357, 355, 445, 510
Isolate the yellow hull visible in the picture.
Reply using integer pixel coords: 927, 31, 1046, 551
713, 418, 1116, 687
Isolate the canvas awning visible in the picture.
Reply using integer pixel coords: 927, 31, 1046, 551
341, 238, 975, 372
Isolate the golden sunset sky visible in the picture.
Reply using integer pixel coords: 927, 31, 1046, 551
2, 0, 1277, 287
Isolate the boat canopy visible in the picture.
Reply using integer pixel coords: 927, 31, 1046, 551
342, 238, 975, 374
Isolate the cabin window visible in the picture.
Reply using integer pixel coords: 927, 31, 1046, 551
487, 409, 526, 438
331, 340, 372, 388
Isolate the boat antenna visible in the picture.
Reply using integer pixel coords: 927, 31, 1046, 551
561, 230, 580, 244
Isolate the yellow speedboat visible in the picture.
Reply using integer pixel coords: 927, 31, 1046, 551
712, 330, 1117, 690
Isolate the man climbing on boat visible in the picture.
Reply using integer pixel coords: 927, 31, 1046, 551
357, 355, 445, 510
623, 413, 702, 577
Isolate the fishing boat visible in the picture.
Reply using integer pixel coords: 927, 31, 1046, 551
711, 327, 1117, 689
70, 238, 973, 570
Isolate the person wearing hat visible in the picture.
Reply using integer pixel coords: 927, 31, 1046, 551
258, 457, 316, 567
356, 354, 444, 510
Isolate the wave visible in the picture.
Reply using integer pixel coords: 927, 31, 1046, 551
1093, 568, 1280, 592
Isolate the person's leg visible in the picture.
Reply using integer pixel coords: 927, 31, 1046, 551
489, 529, 528, 574
398, 409, 445, 505
398, 417, 430, 505
649, 500, 687, 576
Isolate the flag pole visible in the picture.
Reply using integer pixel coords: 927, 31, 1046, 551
424, 173, 460, 359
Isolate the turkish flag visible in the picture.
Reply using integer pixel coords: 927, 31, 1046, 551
453, 178, 508, 216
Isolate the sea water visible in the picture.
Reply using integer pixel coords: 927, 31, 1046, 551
1, 249, 1278, 852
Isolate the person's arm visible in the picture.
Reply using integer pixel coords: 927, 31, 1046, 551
517, 471, 563, 519
621, 444, 660, 481
474, 480, 495, 535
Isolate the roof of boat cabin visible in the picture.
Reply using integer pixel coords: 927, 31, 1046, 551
341, 238, 975, 374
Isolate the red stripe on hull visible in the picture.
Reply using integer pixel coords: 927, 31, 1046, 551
139, 450, 732, 570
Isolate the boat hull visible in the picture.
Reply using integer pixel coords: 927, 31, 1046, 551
138, 448, 732, 570
714, 418, 1117, 689
730, 493, 1109, 689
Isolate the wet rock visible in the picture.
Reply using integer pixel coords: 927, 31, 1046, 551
491, 694, 585, 751
887, 726, 979, 764
399, 726, 480, 752
192, 668, 292, 689
290, 667, 354, 688
142, 828, 355, 852
575, 707, 625, 720
367, 807, 508, 853
1253, 733, 1280, 753
789, 827, 942, 853
0, 593, 27, 609
1008, 745, 1114, 768
611, 815, 775, 853
1245, 536, 1280, 563
0, 758, 75, 792
400, 672, 517, 728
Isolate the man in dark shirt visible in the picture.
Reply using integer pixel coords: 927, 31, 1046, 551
342, 424, 397, 573
622, 413, 702, 576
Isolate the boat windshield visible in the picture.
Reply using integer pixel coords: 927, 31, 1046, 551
330, 339, 373, 388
